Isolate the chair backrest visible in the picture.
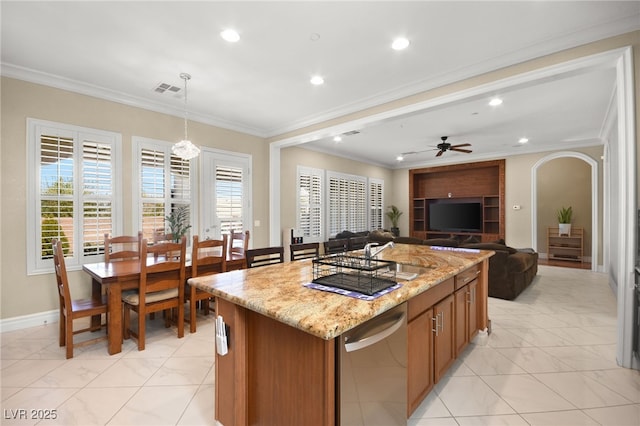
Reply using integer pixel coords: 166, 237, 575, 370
348, 235, 369, 251
191, 235, 228, 277
52, 239, 72, 313
290, 242, 320, 261
153, 231, 175, 244
246, 246, 285, 268
324, 239, 348, 255
229, 230, 250, 256
104, 231, 143, 262
139, 236, 186, 296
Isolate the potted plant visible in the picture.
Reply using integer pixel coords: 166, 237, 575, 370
164, 206, 191, 243
385, 205, 403, 237
557, 206, 572, 236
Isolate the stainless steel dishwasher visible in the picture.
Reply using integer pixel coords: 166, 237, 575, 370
338, 302, 407, 426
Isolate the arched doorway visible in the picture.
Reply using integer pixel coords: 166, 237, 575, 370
531, 151, 600, 272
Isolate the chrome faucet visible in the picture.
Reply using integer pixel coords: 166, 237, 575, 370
364, 241, 395, 260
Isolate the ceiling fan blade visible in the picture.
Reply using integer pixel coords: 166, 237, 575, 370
450, 143, 471, 148
450, 147, 473, 153
435, 150, 444, 157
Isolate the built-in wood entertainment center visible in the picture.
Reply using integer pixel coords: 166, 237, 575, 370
409, 159, 505, 242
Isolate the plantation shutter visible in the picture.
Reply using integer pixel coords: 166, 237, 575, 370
140, 148, 166, 240
369, 178, 384, 231
216, 165, 244, 234
297, 167, 323, 241
328, 172, 367, 237
29, 119, 121, 273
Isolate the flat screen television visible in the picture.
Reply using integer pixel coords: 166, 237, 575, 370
429, 202, 482, 233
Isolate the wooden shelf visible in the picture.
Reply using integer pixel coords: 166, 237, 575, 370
547, 227, 583, 263
409, 160, 505, 242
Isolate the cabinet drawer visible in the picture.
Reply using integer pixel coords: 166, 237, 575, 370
455, 265, 480, 290
408, 277, 454, 321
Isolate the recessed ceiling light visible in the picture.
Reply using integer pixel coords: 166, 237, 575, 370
391, 37, 410, 50
396, 155, 404, 161
221, 29, 240, 43
333, 136, 342, 142
310, 75, 324, 85
489, 98, 503, 106
518, 137, 529, 144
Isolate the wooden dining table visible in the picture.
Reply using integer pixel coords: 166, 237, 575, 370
83, 248, 245, 355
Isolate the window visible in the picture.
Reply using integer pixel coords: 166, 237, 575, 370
27, 119, 122, 274
369, 178, 384, 231
327, 172, 368, 237
133, 137, 195, 243
297, 166, 323, 242
215, 164, 245, 234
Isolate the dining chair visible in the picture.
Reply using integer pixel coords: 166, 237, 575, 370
348, 235, 369, 251
186, 235, 228, 333
246, 246, 285, 268
122, 236, 186, 351
104, 231, 143, 262
323, 239, 349, 255
52, 239, 108, 358
290, 242, 320, 261
227, 229, 250, 270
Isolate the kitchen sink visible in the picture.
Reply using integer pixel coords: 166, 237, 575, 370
381, 263, 432, 281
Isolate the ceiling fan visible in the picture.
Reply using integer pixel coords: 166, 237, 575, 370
400, 136, 473, 159
434, 136, 472, 157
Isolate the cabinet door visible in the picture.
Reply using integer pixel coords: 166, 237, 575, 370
434, 294, 455, 383
454, 287, 468, 356
407, 308, 433, 416
468, 280, 478, 341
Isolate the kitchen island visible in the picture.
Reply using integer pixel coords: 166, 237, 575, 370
189, 244, 493, 425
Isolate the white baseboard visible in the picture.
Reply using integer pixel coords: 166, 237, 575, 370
0, 310, 59, 333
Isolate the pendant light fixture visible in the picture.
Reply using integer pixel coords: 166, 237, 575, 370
171, 72, 200, 160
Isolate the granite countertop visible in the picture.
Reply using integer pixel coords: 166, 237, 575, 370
188, 243, 494, 340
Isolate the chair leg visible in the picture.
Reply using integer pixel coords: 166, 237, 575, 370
137, 307, 145, 351
59, 309, 65, 347
177, 303, 184, 339
123, 305, 131, 339
65, 316, 73, 359
190, 286, 197, 334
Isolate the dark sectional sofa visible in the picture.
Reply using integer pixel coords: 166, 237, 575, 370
330, 230, 538, 300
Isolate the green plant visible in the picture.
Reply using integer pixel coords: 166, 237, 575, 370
557, 206, 573, 224
385, 205, 403, 228
164, 206, 191, 242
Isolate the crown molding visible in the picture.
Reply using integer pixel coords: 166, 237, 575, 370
1, 63, 269, 138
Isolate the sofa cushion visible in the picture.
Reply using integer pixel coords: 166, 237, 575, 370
423, 238, 459, 247
394, 236, 425, 245
507, 251, 537, 272
369, 229, 395, 241
335, 230, 367, 239
461, 242, 518, 254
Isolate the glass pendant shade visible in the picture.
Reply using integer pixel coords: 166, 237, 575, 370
172, 72, 200, 160
172, 139, 200, 159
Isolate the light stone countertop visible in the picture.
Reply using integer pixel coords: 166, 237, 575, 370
188, 243, 494, 340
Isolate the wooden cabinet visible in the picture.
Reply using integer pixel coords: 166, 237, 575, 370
455, 279, 479, 356
547, 227, 583, 263
407, 307, 433, 415
433, 294, 455, 382
406, 261, 486, 417
410, 159, 505, 242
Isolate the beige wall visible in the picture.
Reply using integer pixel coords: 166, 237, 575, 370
504, 146, 604, 261
0, 77, 268, 319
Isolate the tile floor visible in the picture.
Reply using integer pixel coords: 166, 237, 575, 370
1, 265, 639, 425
